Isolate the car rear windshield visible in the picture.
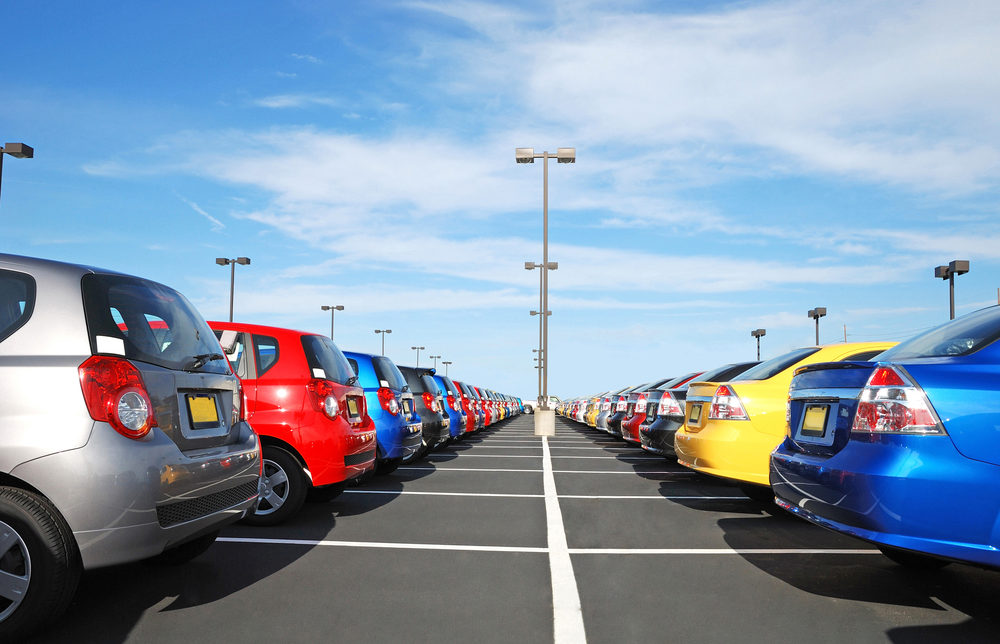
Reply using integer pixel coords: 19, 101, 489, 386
877, 306, 1000, 360
82, 273, 229, 374
695, 362, 760, 385
0, 269, 35, 344
439, 375, 460, 396
732, 347, 820, 381
421, 374, 440, 395
301, 335, 355, 385
372, 355, 408, 391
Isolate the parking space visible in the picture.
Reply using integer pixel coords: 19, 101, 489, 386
30, 416, 1000, 643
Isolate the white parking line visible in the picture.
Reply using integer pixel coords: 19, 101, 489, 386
217, 538, 878, 556
427, 454, 660, 460
345, 490, 544, 498
218, 537, 547, 553
344, 490, 748, 500
542, 436, 588, 643
559, 495, 749, 500
398, 466, 695, 474
568, 548, 880, 555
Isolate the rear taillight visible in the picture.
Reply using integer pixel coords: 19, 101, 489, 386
657, 392, 683, 416
708, 385, 749, 420
233, 383, 244, 425
422, 392, 439, 412
307, 379, 341, 419
447, 394, 458, 411
852, 366, 944, 435
79, 355, 158, 440
378, 387, 400, 415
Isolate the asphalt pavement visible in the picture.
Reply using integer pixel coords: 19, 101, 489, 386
30, 416, 1000, 643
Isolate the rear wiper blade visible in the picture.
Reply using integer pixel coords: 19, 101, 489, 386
187, 353, 225, 371
347, 375, 359, 386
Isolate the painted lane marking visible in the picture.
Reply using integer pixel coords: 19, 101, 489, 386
345, 490, 749, 500
542, 436, 588, 643
398, 466, 695, 474
345, 490, 544, 498
426, 454, 661, 460
218, 538, 878, 556
218, 537, 546, 553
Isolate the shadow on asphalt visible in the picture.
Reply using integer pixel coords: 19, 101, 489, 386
717, 515, 1000, 641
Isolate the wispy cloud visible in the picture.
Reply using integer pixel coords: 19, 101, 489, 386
252, 94, 341, 109
176, 193, 225, 231
290, 53, 321, 64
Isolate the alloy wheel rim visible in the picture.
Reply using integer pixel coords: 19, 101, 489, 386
256, 458, 291, 515
0, 520, 30, 623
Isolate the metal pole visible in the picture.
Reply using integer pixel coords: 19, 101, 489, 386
381, 334, 385, 356
815, 317, 820, 345
538, 269, 543, 405
228, 261, 236, 323
949, 273, 956, 320
756, 337, 760, 360
542, 151, 549, 410
330, 309, 335, 339
0, 152, 4, 204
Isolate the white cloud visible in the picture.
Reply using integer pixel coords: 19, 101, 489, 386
176, 193, 225, 232
290, 53, 321, 64
252, 94, 341, 109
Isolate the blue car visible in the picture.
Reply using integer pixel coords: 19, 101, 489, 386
772, 305, 1000, 569
344, 351, 423, 474
433, 373, 468, 439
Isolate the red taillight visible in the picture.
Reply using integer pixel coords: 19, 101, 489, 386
708, 385, 749, 420
307, 379, 341, 419
422, 392, 439, 412
852, 366, 943, 435
447, 394, 458, 411
79, 355, 157, 440
657, 392, 683, 416
378, 387, 400, 415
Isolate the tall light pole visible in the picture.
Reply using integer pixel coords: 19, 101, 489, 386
532, 348, 543, 404
216, 257, 251, 322
374, 329, 392, 355
807, 308, 827, 345
751, 328, 766, 360
442, 360, 452, 376
411, 345, 425, 366
430, 354, 441, 369
934, 260, 970, 320
517, 146, 574, 417
0, 142, 33, 205
321, 305, 344, 339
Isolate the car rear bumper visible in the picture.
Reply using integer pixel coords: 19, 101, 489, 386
13, 420, 260, 569
771, 435, 1000, 568
674, 421, 778, 486
640, 417, 682, 456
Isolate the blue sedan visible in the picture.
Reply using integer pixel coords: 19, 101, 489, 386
772, 305, 1000, 569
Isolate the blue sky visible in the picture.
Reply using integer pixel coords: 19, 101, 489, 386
4, 0, 1000, 399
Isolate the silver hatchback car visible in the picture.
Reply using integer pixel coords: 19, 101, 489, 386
0, 254, 261, 639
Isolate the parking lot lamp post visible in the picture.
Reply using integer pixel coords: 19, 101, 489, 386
321, 305, 344, 340
215, 257, 251, 322
807, 308, 827, 345
442, 360, 452, 376
751, 328, 766, 360
532, 347, 542, 405
430, 354, 441, 369
517, 147, 574, 412
411, 346, 425, 366
0, 142, 34, 205
934, 260, 970, 320
375, 329, 392, 355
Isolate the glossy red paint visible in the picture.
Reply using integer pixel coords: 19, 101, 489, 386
209, 321, 376, 486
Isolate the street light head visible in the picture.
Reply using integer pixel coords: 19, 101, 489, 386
934, 265, 950, 279
335, 305, 345, 311
556, 147, 576, 164
524, 261, 536, 270
546, 262, 558, 270
751, 328, 766, 338
530, 310, 539, 316
2, 143, 33, 159
236, 257, 251, 265
515, 148, 535, 164
322, 305, 331, 311
386, 329, 392, 334
949, 260, 970, 276
215, 257, 230, 266
808, 307, 827, 319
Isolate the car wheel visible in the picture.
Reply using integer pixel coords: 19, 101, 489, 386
146, 531, 219, 565
738, 484, 775, 504
241, 446, 307, 526
878, 545, 950, 570
0, 487, 80, 641
307, 483, 346, 503
375, 457, 403, 475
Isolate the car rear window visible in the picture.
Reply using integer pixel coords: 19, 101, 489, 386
733, 347, 821, 381
439, 375, 460, 396
877, 306, 1000, 360
695, 362, 760, 385
82, 273, 229, 373
301, 335, 355, 385
372, 355, 408, 391
421, 374, 440, 395
0, 269, 35, 343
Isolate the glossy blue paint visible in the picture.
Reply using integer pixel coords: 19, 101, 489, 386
343, 350, 421, 461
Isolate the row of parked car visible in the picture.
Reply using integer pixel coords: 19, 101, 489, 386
0, 253, 523, 639
559, 309, 1000, 572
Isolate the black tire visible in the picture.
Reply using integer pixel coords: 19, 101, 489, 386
241, 446, 307, 526
739, 484, 775, 504
878, 545, 950, 570
0, 487, 81, 641
375, 457, 403, 476
307, 483, 346, 503
146, 530, 219, 565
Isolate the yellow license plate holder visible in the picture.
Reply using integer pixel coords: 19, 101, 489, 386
187, 394, 220, 427
801, 404, 829, 437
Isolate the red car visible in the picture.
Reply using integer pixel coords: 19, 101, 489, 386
210, 322, 376, 525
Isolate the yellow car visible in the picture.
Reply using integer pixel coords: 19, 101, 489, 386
585, 394, 604, 427
674, 341, 896, 497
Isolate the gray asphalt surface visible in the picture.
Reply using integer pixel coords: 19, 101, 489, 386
29, 416, 1000, 643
